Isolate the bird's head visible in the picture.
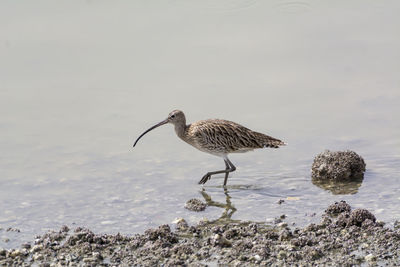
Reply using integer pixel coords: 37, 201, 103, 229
167, 110, 186, 125
133, 110, 186, 147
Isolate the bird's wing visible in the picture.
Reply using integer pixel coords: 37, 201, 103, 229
190, 119, 284, 153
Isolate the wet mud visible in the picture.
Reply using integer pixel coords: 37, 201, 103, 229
1, 201, 399, 266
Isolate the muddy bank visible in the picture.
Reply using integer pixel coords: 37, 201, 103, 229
1, 201, 399, 266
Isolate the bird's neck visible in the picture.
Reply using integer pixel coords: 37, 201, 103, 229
174, 122, 187, 140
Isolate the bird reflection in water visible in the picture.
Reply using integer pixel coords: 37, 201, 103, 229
199, 188, 238, 224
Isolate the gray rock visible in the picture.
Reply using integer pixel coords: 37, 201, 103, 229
174, 218, 189, 231
184, 198, 207, 212
348, 208, 376, 227
311, 150, 366, 181
325, 201, 351, 216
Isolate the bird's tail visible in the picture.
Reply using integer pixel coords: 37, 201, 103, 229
255, 132, 286, 148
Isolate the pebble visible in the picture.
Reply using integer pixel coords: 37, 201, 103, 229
33, 253, 44, 261
0, 249, 6, 256
31, 244, 43, 253
365, 253, 377, 262
60, 225, 69, 232
254, 254, 261, 262
173, 218, 189, 231
10, 250, 21, 258
93, 251, 102, 260
212, 234, 232, 247
184, 199, 207, 212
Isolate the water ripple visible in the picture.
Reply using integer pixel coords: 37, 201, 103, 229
272, 0, 312, 14
169, 0, 260, 13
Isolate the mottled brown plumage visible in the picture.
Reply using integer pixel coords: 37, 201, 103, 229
133, 110, 286, 186
186, 119, 284, 155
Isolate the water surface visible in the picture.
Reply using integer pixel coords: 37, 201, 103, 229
1, 1, 399, 249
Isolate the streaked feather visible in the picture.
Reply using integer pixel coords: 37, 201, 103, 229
184, 119, 285, 155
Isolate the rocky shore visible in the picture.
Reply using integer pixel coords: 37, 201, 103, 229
1, 201, 399, 266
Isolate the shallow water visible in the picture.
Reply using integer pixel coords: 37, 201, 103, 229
1, 1, 399, 249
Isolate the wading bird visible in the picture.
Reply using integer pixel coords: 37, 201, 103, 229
133, 110, 285, 186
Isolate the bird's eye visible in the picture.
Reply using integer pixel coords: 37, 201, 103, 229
170, 114, 175, 119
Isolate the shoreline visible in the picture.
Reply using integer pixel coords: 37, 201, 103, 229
1, 201, 399, 266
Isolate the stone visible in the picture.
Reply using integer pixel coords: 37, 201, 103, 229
184, 199, 207, 212
311, 150, 366, 181
325, 201, 351, 216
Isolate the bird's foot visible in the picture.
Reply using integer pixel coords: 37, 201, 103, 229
198, 173, 211, 184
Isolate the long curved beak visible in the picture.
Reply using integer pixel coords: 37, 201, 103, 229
133, 119, 169, 147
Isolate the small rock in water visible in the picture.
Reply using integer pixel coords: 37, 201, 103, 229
325, 201, 351, 216
311, 150, 366, 181
173, 218, 189, 231
60, 225, 70, 233
184, 198, 207, 212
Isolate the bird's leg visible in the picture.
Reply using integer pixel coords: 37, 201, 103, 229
198, 158, 236, 185
223, 160, 230, 186
223, 158, 236, 186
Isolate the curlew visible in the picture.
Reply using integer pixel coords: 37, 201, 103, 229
133, 110, 286, 186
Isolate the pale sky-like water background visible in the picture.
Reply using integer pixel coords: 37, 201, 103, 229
1, 1, 399, 249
